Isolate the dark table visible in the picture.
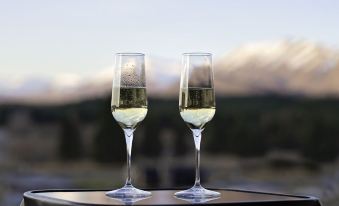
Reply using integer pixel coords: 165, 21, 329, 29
22, 189, 321, 206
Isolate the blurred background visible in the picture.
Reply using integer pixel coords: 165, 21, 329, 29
1, 0, 339, 205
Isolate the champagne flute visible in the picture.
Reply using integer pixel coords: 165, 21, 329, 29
175, 53, 220, 198
106, 53, 151, 198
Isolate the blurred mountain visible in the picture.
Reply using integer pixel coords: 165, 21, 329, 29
0, 56, 180, 104
1, 40, 339, 104
0, 71, 113, 104
214, 40, 339, 96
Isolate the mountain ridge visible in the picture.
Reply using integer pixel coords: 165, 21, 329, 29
1, 40, 339, 105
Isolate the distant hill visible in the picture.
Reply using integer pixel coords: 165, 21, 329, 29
1, 40, 339, 105
214, 40, 339, 96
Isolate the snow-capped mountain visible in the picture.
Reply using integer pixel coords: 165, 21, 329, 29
213, 40, 339, 96
0, 56, 181, 104
1, 40, 339, 105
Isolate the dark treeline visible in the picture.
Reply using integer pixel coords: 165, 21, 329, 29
1, 95, 339, 163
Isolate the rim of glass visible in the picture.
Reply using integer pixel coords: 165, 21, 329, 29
115, 53, 144, 56
182, 52, 212, 56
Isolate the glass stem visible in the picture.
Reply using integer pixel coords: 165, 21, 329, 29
124, 128, 134, 186
192, 129, 202, 187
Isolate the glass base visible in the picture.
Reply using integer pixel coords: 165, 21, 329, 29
106, 184, 151, 199
174, 185, 220, 199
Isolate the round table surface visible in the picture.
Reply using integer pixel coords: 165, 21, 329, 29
22, 188, 321, 206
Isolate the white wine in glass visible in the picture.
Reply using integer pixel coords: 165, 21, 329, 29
106, 53, 151, 199
112, 87, 147, 129
175, 53, 220, 199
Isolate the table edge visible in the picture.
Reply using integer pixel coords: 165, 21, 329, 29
23, 188, 321, 206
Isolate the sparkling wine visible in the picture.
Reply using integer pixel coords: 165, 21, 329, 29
179, 87, 215, 129
111, 87, 147, 129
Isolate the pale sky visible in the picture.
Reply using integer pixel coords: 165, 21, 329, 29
1, 0, 339, 79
